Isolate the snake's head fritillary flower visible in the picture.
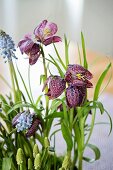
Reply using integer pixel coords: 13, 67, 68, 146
34, 20, 61, 46
42, 76, 66, 99
18, 33, 34, 54
65, 64, 93, 88
66, 85, 80, 108
18, 34, 41, 65
26, 118, 42, 137
0, 30, 17, 62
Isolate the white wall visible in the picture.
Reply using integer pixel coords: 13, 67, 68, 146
0, 0, 113, 56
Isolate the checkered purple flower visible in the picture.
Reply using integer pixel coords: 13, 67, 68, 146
34, 20, 61, 46
42, 76, 66, 99
18, 34, 40, 65
65, 64, 93, 88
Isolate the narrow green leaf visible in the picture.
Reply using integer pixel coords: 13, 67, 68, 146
83, 143, 101, 163
94, 63, 111, 100
45, 111, 63, 119
81, 32, 88, 69
2, 157, 12, 170
0, 74, 12, 90
53, 43, 66, 70
49, 54, 64, 77
64, 34, 69, 67
77, 43, 82, 65
104, 109, 112, 135
61, 120, 73, 151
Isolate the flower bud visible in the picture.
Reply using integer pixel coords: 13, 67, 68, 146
34, 153, 41, 170
44, 137, 50, 148
33, 144, 39, 158
61, 153, 71, 170
16, 148, 24, 165
28, 158, 33, 170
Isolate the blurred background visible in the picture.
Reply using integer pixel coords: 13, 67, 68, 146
0, 0, 113, 56
0, 1, 113, 169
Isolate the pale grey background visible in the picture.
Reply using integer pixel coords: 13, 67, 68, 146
0, 0, 113, 56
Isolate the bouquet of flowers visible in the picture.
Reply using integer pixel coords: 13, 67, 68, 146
0, 20, 112, 170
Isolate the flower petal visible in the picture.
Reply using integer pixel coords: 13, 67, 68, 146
26, 118, 41, 137
44, 76, 66, 99
18, 33, 34, 54
66, 85, 79, 108
43, 36, 61, 46
34, 20, 48, 40
34, 20, 58, 41
29, 43, 40, 65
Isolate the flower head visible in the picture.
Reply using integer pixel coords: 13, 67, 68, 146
15, 111, 33, 132
18, 34, 40, 65
42, 76, 66, 99
34, 20, 61, 46
26, 118, 41, 137
66, 85, 80, 108
0, 30, 17, 61
65, 64, 93, 88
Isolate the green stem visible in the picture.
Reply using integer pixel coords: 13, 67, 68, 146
28, 65, 34, 103
41, 46, 49, 137
9, 61, 16, 102
78, 152, 83, 170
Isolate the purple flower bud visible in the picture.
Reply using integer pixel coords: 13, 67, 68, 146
26, 118, 41, 137
34, 20, 61, 45
42, 76, 66, 99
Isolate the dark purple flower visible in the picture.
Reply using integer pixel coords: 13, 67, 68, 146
28, 43, 40, 65
34, 20, 61, 46
18, 34, 40, 65
66, 85, 79, 108
42, 76, 66, 99
65, 64, 93, 88
26, 118, 41, 137
66, 85, 86, 108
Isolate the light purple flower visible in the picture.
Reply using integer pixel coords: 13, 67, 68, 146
34, 20, 61, 46
42, 76, 66, 99
65, 64, 93, 88
18, 34, 40, 65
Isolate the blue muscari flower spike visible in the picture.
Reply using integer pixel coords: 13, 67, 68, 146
0, 29, 17, 62
16, 110, 33, 132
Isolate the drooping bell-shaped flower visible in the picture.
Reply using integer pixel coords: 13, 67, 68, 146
66, 85, 80, 108
18, 34, 41, 65
65, 64, 93, 88
26, 118, 41, 137
34, 20, 61, 46
0, 30, 17, 61
42, 76, 66, 99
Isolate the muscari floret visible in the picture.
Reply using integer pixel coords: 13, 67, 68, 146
0, 30, 17, 62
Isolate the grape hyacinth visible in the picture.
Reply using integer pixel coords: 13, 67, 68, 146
12, 110, 33, 132
12, 110, 42, 137
0, 30, 17, 62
